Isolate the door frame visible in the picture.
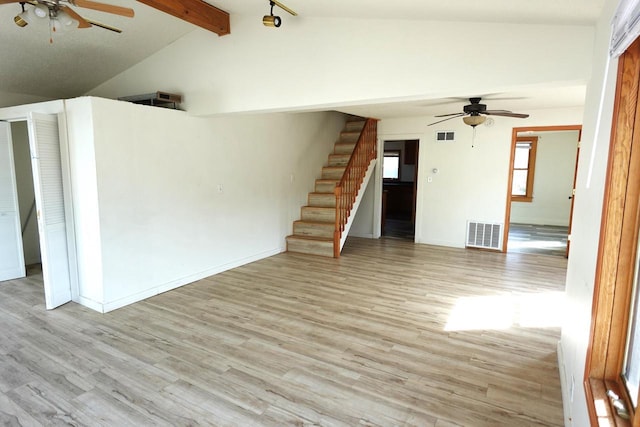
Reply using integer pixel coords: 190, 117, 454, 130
0, 111, 79, 306
502, 124, 583, 254
377, 136, 422, 241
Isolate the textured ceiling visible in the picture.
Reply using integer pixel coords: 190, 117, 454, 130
0, 0, 194, 100
0, 0, 605, 110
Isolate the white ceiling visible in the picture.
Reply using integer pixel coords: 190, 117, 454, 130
222, 0, 605, 25
0, 0, 605, 112
330, 85, 587, 120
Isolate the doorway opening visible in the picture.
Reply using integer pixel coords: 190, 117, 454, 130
503, 125, 581, 257
381, 139, 419, 240
11, 121, 42, 276
1, 113, 75, 309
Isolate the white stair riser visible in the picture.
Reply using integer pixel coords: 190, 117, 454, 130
301, 207, 335, 222
287, 237, 334, 257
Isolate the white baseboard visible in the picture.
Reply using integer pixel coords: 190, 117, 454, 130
557, 339, 572, 426
75, 295, 105, 313
415, 238, 465, 249
80, 247, 283, 313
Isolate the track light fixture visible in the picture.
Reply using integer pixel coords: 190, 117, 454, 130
263, 1, 280, 27
262, 0, 296, 28
263, 13, 280, 27
13, 2, 29, 27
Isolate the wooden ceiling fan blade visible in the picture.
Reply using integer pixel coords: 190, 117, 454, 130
85, 17, 122, 32
483, 109, 512, 114
483, 111, 529, 118
434, 112, 464, 118
428, 114, 465, 126
0, 0, 21, 4
272, 0, 297, 16
71, 0, 134, 17
60, 5, 92, 28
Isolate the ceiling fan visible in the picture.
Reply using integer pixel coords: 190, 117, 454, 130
428, 97, 530, 127
2, 0, 134, 35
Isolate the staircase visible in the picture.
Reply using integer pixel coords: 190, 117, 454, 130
286, 117, 377, 257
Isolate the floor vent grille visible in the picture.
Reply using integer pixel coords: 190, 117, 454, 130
466, 221, 503, 250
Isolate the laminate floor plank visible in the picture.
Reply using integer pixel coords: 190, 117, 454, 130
0, 237, 566, 426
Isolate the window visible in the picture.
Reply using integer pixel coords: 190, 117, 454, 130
383, 150, 401, 180
624, 247, 640, 408
586, 36, 640, 426
511, 137, 537, 202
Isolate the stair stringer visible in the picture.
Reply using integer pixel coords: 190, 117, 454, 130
339, 158, 377, 252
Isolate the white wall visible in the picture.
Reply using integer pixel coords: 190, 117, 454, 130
560, 0, 619, 425
510, 131, 579, 226
80, 97, 343, 311
64, 97, 104, 308
364, 108, 584, 248
349, 175, 377, 238
10, 121, 40, 265
89, 16, 594, 116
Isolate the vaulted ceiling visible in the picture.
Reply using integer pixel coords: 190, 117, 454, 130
0, 0, 606, 111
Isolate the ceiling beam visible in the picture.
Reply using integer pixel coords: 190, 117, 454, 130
137, 0, 230, 36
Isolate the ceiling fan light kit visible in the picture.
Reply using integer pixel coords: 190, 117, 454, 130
428, 97, 530, 128
51, 11, 79, 31
462, 115, 486, 127
8, 0, 134, 39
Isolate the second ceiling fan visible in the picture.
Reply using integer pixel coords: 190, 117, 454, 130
428, 97, 529, 127
3, 0, 134, 34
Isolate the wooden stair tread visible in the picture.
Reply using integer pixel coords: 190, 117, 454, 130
294, 220, 334, 225
302, 206, 335, 210
286, 235, 332, 242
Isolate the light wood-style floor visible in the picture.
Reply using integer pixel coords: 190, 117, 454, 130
508, 223, 569, 257
0, 237, 567, 426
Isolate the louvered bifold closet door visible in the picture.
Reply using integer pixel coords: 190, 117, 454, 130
28, 113, 72, 309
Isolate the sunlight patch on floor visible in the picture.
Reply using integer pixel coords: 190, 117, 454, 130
445, 291, 565, 331
509, 240, 566, 250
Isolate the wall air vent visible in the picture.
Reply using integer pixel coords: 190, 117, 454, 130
466, 221, 503, 250
436, 131, 455, 142
118, 91, 182, 110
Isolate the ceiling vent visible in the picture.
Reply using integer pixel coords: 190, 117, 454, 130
436, 131, 455, 142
